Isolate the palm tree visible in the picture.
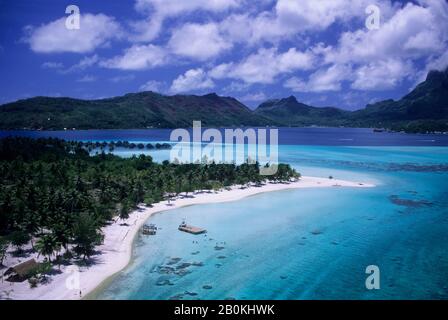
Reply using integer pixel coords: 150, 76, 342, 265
72, 214, 103, 261
36, 233, 60, 263
119, 202, 130, 222
8, 230, 30, 254
0, 236, 9, 266
51, 221, 72, 252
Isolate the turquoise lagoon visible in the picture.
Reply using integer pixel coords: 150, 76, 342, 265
95, 145, 448, 300
3, 129, 447, 299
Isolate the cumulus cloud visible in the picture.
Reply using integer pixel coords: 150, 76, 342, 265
425, 51, 448, 73
168, 23, 231, 61
223, 81, 251, 93
22, 0, 448, 100
351, 59, 414, 91
132, 0, 242, 41
414, 50, 448, 85
219, 0, 392, 44
275, 0, 362, 31
284, 64, 352, 92
25, 14, 122, 53
101, 44, 167, 70
325, 1, 448, 64
135, 0, 241, 15
309, 0, 448, 92
210, 47, 315, 84
170, 68, 214, 93
239, 92, 267, 102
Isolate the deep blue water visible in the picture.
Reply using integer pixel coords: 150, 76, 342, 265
2, 127, 448, 146
3, 128, 447, 299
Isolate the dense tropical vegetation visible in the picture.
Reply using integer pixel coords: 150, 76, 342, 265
0, 137, 299, 278
0, 67, 447, 133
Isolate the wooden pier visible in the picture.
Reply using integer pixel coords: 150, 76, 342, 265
178, 221, 207, 235
142, 224, 157, 235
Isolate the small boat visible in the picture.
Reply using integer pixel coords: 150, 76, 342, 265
142, 224, 157, 235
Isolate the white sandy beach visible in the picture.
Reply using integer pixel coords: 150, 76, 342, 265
0, 176, 374, 300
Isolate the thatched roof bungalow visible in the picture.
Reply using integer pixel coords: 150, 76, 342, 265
4, 259, 38, 282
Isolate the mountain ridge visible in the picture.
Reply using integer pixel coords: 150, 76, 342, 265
1, 67, 447, 133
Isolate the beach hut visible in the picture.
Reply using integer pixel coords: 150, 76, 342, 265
4, 259, 39, 282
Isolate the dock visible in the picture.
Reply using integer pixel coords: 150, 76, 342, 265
142, 224, 157, 235
178, 220, 207, 235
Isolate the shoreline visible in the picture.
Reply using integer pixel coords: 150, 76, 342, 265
0, 176, 374, 300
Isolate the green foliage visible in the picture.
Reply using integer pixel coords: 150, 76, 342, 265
35, 233, 60, 262
144, 195, 155, 207
72, 213, 103, 260
0, 137, 299, 262
0, 236, 9, 265
119, 202, 130, 221
0, 92, 270, 130
1, 64, 447, 134
8, 230, 30, 252
27, 261, 52, 287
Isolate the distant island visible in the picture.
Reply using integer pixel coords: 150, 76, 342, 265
0, 67, 447, 133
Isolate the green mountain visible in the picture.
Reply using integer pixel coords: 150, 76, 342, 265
349, 67, 448, 132
254, 67, 448, 132
0, 68, 447, 132
255, 96, 349, 127
0, 91, 269, 130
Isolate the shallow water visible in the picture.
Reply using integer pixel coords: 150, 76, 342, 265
5, 128, 446, 299
94, 145, 448, 300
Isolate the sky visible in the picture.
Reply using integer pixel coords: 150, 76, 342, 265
0, 0, 447, 110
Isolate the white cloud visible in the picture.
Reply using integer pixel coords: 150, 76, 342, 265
168, 23, 231, 61
219, 0, 392, 45
132, 0, 242, 41
170, 68, 214, 93
135, 0, 241, 15
340, 91, 370, 110
275, 0, 448, 93
325, 1, 448, 64
25, 14, 122, 53
63, 55, 99, 74
275, 0, 360, 31
22, 0, 448, 98
414, 50, 448, 85
286, 58, 415, 93
284, 64, 352, 92
210, 47, 315, 84
351, 59, 414, 91
223, 81, 251, 93
139, 80, 165, 92
426, 51, 448, 73
74, 55, 99, 69
101, 44, 166, 70
239, 92, 267, 102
